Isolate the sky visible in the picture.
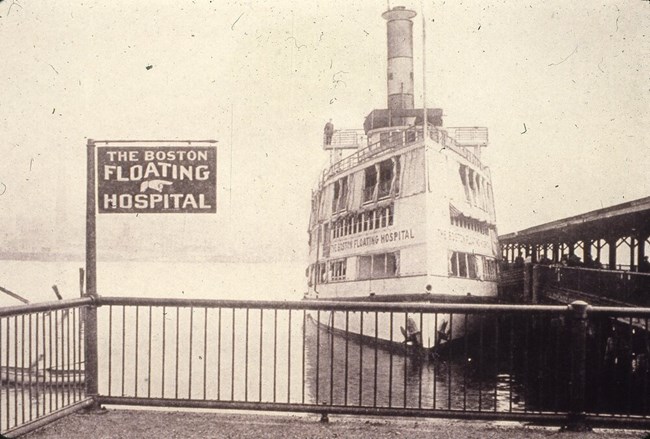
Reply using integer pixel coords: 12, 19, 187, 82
0, 0, 648, 262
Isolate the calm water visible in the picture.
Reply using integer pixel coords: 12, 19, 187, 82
0, 260, 307, 306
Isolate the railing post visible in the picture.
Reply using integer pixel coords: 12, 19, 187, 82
564, 300, 591, 432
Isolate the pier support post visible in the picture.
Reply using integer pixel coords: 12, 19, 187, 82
531, 265, 543, 304
523, 262, 534, 303
564, 300, 591, 432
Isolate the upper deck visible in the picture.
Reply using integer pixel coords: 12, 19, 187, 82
322, 125, 489, 185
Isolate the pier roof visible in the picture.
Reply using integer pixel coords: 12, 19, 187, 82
499, 196, 650, 244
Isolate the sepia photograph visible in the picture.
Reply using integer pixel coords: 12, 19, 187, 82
0, 1, 648, 437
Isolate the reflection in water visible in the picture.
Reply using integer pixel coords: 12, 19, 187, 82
303, 320, 526, 412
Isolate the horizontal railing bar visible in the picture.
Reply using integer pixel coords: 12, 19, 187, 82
586, 306, 650, 316
1, 295, 647, 317
0, 298, 93, 318
2, 398, 94, 438
95, 296, 572, 314
97, 396, 569, 423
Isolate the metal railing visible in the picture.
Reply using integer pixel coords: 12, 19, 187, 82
3, 296, 650, 435
324, 125, 487, 182
428, 127, 486, 170
542, 266, 650, 307
325, 127, 423, 179
0, 298, 94, 437
93, 297, 649, 430
323, 130, 366, 150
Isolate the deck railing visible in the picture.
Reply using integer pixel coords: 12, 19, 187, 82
324, 126, 487, 182
541, 266, 650, 307
2, 296, 650, 436
323, 130, 366, 150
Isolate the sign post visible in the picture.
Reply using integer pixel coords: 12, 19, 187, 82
85, 138, 99, 407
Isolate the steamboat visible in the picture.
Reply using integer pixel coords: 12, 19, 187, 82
306, 6, 499, 354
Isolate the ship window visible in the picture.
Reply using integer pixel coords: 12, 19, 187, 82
449, 252, 458, 276
368, 210, 375, 230
388, 72, 394, 80
359, 256, 372, 280
386, 253, 397, 276
339, 177, 348, 211
332, 177, 348, 213
374, 210, 381, 229
468, 254, 477, 279
450, 252, 492, 279
318, 263, 327, 283
483, 257, 497, 281
330, 259, 347, 281
373, 253, 398, 279
363, 166, 377, 202
307, 265, 313, 287
372, 254, 385, 278
459, 165, 470, 203
387, 206, 394, 226
378, 160, 393, 199
358, 253, 398, 280
458, 253, 468, 277
393, 156, 401, 195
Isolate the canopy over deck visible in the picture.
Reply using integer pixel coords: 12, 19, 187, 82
499, 196, 650, 270
500, 196, 650, 245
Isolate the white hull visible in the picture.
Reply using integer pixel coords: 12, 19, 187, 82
308, 304, 484, 352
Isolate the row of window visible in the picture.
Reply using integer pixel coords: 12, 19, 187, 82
458, 164, 492, 211
363, 157, 400, 203
307, 252, 398, 285
330, 157, 401, 216
449, 251, 498, 281
332, 205, 394, 239
450, 215, 490, 235
308, 251, 497, 286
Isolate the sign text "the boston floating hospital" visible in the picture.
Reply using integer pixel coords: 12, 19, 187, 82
97, 146, 217, 214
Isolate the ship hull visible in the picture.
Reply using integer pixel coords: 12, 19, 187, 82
306, 293, 497, 357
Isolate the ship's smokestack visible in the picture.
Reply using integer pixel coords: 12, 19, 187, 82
382, 6, 417, 124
